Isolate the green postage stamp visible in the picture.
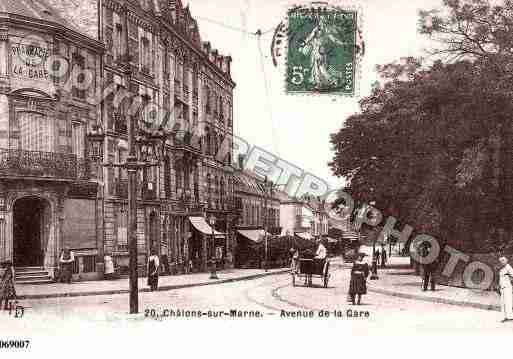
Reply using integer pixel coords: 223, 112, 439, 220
286, 4, 361, 96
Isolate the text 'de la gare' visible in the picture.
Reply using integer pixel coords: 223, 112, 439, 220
280, 310, 370, 319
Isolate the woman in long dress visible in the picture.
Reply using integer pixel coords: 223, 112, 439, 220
147, 250, 160, 291
299, 14, 348, 88
0, 261, 16, 310
349, 253, 370, 305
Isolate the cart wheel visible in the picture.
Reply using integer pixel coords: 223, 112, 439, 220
292, 273, 296, 287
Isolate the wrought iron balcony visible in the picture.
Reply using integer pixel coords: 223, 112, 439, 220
0, 149, 90, 181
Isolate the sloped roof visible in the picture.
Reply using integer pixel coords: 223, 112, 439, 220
0, 0, 79, 30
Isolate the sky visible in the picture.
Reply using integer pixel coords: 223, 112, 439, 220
183, 0, 443, 190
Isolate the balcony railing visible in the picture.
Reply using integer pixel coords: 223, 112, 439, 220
0, 149, 89, 181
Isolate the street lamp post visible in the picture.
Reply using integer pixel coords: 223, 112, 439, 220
208, 215, 218, 279
88, 124, 168, 314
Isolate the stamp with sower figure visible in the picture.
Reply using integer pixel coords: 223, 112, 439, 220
284, 2, 363, 96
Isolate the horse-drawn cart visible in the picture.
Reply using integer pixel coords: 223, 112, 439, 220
291, 258, 330, 288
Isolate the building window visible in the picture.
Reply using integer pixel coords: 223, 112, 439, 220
118, 148, 128, 181
218, 96, 223, 121
175, 58, 182, 83
183, 64, 188, 92
116, 205, 128, 249
207, 173, 211, 202
205, 86, 211, 113
193, 66, 199, 91
220, 178, 225, 205
18, 111, 54, 152
72, 257, 79, 274
114, 23, 124, 60
176, 162, 183, 190
140, 37, 150, 73
164, 156, 171, 198
72, 122, 84, 158
72, 53, 86, 99
83, 256, 96, 273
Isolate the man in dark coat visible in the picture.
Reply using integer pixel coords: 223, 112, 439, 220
420, 244, 437, 291
374, 248, 380, 265
381, 248, 387, 268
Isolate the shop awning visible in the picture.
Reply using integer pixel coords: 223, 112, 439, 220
237, 229, 271, 244
189, 217, 225, 238
295, 232, 314, 241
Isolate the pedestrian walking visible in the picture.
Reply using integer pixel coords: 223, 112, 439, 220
419, 243, 437, 291
497, 256, 513, 322
422, 261, 437, 291
348, 253, 370, 305
147, 249, 160, 291
374, 248, 380, 265
290, 247, 299, 273
381, 248, 387, 268
59, 248, 75, 283
0, 261, 16, 310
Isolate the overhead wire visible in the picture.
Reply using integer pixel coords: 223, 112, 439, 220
257, 32, 280, 157
195, 15, 281, 155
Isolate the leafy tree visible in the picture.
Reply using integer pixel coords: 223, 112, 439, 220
330, 55, 513, 251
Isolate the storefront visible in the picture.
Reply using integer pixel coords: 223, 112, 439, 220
235, 228, 271, 268
188, 216, 225, 271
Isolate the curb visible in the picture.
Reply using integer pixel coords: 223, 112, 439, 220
367, 286, 501, 312
16, 269, 291, 300
333, 263, 501, 311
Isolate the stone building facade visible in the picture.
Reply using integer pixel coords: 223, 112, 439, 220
0, 0, 103, 280
279, 195, 329, 241
233, 169, 280, 267
0, 0, 237, 281
98, 0, 236, 274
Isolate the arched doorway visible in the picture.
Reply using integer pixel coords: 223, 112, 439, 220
13, 197, 50, 267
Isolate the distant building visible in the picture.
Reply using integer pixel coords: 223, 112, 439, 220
233, 169, 280, 268
279, 194, 329, 241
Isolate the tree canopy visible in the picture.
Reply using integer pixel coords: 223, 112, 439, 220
330, 0, 513, 252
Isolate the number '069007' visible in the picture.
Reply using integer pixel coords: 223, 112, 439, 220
0, 340, 30, 349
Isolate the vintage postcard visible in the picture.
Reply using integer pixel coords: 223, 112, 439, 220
0, 0, 512, 356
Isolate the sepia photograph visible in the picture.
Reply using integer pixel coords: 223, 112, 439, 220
0, 0, 512, 356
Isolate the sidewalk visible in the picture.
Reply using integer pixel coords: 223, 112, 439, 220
355, 256, 501, 311
16, 267, 290, 300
